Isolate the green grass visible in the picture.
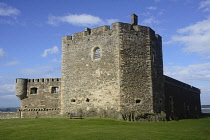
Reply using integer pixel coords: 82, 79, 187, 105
0, 117, 210, 140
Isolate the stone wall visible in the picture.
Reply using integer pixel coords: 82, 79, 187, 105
61, 21, 167, 120
164, 75, 201, 120
118, 22, 166, 121
149, 30, 165, 113
0, 112, 20, 119
17, 78, 61, 118
119, 23, 154, 114
62, 24, 121, 118
19, 108, 60, 118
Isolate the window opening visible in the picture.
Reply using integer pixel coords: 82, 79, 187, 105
169, 97, 174, 112
30, 87, 38, 94
94, 47, 100, 60
152, 52, 155, 63
51, 87, 59, 93
136, 99, 141, 103
71, 99, 76, 102
86, 98, 90, 102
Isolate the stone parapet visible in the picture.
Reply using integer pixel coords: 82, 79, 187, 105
164, 75, 200, 94
0, 112, 20, 119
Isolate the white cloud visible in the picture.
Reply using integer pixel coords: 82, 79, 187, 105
171, 17, 210, 57
199, 0, 210, 12
21, 65, 61, 78
199, 84, 210, 105
141, 16, 160, 25
0, 48, 4, 57
141, 12, 151, 16
164, 62, 210, 83
0, 3, 20, 16
5, 60, 19, 66
48, 14, 118, 26
41, 46, 59, 57
0, 84, 15, 94
51, 58, 61, 63
105, 19, 119, 25
0, 95, 20, 107
147, 6, 157, 10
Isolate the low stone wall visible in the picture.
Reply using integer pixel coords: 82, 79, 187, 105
0, 112, 20, 119
20, 108, 60, 118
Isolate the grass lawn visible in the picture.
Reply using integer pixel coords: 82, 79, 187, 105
0, 117, 210, 140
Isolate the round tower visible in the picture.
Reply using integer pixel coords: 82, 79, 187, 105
16, 78, 28, 100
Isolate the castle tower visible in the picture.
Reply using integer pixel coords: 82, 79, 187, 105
61, 24, 121, 117
117, 15, 165, 116
16, 78, 28, 100
61, 14, 166, 119
14, 14, 201, 120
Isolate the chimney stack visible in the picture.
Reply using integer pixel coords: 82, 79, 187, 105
131, 14, 138, 25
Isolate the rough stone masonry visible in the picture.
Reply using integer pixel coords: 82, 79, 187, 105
15, 14, 201, 121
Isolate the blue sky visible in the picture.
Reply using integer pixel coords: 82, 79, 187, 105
0, 0, 210, 107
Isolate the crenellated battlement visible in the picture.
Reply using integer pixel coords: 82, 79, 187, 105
62, 23, 159, 44
27, 78, 61, 83
16, 78, 61, 84
62, 15, 158, 42
62, 25, 112, 41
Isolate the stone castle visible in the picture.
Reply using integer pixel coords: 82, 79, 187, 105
15, 14, 201, 121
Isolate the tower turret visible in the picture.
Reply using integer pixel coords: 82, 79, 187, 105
16, 78, 28, 100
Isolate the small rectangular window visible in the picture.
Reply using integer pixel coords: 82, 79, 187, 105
136, 99, 141, 103
30, 88, 38, 94
71, 99, 76, 102
51, 87, 59, 93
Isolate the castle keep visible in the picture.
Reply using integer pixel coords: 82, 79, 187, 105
16, 14, 201, 121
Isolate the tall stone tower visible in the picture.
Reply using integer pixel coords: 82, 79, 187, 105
61, 14, 165, 118
15, 14, 201, 120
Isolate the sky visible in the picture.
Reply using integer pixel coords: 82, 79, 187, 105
0, 0, 210, 107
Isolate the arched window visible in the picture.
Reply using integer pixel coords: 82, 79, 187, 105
93, 47, 100, 60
